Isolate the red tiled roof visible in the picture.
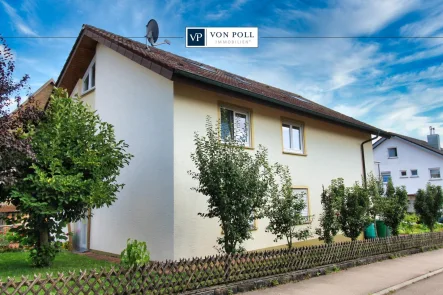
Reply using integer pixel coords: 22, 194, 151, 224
58, 24, 389, 136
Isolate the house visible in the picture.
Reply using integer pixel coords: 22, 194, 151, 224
1, 79, 54, 234
373, 127, 443, 212
56, 24, 389, 260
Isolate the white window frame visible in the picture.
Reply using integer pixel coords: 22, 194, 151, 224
219, 105, 251, 147
292, 187, 310, 224
429, 168, 441, 180
82, 56, 96, 94
381, 171, 391, 183
410, 169, 419, 178
387, 147, 398, 159
400, 170, 408, 178
282, 120, 305, 154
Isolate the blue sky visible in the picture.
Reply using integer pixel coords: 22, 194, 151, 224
1, 0, 443, 139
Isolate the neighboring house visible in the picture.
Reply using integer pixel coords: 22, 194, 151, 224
56, 25, 389, 260
373, 127, 443, 212
1, 79, 54, 233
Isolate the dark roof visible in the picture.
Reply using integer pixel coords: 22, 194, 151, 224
374, 133, 443, 157
57, 24, 390, 136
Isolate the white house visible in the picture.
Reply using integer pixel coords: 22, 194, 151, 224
56, 24, 389, 260
373, 128, 443, 212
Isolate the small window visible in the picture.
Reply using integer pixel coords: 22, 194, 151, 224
82, 57, 96, 93
220, 105, 251, 147
430, 168, 441, 179
282, 121, 304, 154
248, 215, 257, 231
292, 188, 309, 223
400, 170, 407, 177
388, 148, 398, 158
411, 169, 418, 177
381, 172, 391, 183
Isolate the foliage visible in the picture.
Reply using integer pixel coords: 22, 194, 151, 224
5, 230, 31, 247
380, 179, 408, 236
0, 35, 43, 201
265, 164, 311, 248
414, 184, 443, 232
6, 88, 133, 266
29, 243, 60, 267
366, 173, 384, 222
336, 179, 371, 241
399, 213, 443, 234
189, 117, 272, 254
315, 182, 340, 244
120, 239, 150, 267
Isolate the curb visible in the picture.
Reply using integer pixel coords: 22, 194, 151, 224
372, 267, 443, 295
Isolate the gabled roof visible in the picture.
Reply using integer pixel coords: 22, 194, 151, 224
57, 25, 390, 136
373, 133, 443, 157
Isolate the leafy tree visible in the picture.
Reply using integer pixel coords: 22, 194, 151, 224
0, 35, 42, 200
414, 183, 443, 232
189, 118, 272, 254
366, 173, 384, 222
315, 183, 340, 244
8, 88, 133, 266
337, 180, 371, 241
381, 178, 408, 236
266, 164, 311, 248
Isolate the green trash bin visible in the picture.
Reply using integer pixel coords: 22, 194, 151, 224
376, 220, 388, 238
364, 223, 376, 239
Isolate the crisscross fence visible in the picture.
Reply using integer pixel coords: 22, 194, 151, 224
2, 232, 443, 295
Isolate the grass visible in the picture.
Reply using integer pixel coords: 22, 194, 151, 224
0, 251, 115, 282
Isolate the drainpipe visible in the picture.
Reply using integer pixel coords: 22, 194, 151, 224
361, 132, 380, 187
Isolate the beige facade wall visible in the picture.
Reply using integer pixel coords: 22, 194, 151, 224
173, 81, 374, 259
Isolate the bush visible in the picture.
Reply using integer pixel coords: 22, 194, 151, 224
414, 184, 443, 232
29, 243, 60, 267
120, 239, 150, 267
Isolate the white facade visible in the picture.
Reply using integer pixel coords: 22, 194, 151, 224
69, 43, 375, 260
373, 136, 443, 202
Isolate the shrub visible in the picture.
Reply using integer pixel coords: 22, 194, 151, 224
315, 183, 340, 244
414, 184, 443, 232
29, 243, 60, 267
120, 239, 150, 267
381, 179, 408, 236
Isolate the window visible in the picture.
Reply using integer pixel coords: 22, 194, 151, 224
411, 169, 418, 177
282, 121, 304, 154
220, 105, 251, 147
248, 215, 257, 231
292, 187, 310, 223
82, 57, 96, 93
381, 172, 391, 183
388, 147, 398, 158
400, 170, 407, 177
430, 168, 441, 179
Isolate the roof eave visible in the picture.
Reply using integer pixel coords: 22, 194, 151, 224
175, 69, 390, 137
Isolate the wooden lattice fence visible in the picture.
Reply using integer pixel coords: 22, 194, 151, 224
2, 232, 443, 295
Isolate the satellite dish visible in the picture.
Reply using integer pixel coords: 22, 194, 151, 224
146, 19, 159, 46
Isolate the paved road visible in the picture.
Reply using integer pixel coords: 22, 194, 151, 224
247, 249, 443, 295
394, 272, 443, 295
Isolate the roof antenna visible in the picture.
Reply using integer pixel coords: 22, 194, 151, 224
146, 19, 170, 50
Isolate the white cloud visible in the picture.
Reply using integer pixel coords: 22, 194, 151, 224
1, 0, 38, 36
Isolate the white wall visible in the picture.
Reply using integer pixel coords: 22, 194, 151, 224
173, 81, 374, 259
89, 44, 175, 260
374, 137, 443, 194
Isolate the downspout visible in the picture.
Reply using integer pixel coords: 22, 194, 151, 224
361, 132, 380, 187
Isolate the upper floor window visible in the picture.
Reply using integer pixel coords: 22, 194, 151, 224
282, 120, 305, 154
430, 168, 441, 179
400, 170, 407, 177
388, 147, 398, 158
220, 105, 251, 147
411, 169, 418, 177
381, 172, 391, 183
82, 57, 96, 94
292, 187, 310, 223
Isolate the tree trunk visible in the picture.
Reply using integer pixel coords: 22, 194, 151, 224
38, 223, 49, 248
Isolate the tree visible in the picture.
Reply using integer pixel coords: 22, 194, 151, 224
189, 118, 272, 254
414, 183, 443, 232
8, 88, 133, 266
315, 182, 341, 244
381, 178, 408, 236
0, 35, 42, 200
266, 164, 311, 248
337, 180, 371, 241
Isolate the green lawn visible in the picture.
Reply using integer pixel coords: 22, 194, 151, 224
0, 251, 115, 282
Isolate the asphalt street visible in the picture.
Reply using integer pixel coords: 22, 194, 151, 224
393, 272, 443, 295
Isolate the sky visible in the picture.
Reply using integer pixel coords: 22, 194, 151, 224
1, 0, 443, 140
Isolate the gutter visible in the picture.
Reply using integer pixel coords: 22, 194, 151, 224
361, 132, 380, 187
174, 70, 390, 137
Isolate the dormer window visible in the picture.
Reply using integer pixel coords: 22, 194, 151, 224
82, 57, 96, 94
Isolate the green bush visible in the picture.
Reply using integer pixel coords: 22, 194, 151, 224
29, 243, 60, 267
120, 239, 150, 267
